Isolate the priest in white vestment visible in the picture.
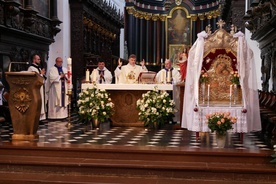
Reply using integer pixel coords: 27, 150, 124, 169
156, 59, 182, 123
46, 57, 68, 119
181, 31, 261, 133
156, 59, 181, 84
27, 54, 46, 121
114, 54, 147, 84
90, 61, 112, 84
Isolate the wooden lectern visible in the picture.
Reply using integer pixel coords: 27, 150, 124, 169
6, 72, 43, 141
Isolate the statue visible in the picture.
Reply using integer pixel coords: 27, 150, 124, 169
178, 47, 188, 81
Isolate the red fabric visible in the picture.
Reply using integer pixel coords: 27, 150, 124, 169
179, 61, 187, 81
202, 49, 237, 71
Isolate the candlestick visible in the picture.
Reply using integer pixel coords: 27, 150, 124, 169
66, 89, 72, 128
85, 69, 90, 82
230, 85, 232, 97
229, 85, 232, 107
207, 84, 210, 97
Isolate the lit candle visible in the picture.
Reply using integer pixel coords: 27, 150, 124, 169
92, 69, 97, 82
85, 69, 90, 82
207, 84, 210, 96
167, 70, 171, 83
230, 85, 232, 97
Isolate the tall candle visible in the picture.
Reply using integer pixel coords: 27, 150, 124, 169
92, 69, 97, 82
85, 69, 90, 82
207, 84, 210, 96
230, 85, 232, 97
161, 58, 163, 64
67, 57, 72, 89
161, 70, 165, 83
67, 58, 72, 65
167, 70, 171, 83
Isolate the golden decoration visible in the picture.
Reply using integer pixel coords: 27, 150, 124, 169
12, 88, 32, 114
11, 78, 31, 85
175, 0, 182, 6
159, 15, 167, 22
203, 28, 238, 57
152, 14, 160, 21
198, 13, 205, 20
190, 14, 198, 21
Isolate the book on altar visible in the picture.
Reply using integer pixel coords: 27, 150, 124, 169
138, 71, 157, 84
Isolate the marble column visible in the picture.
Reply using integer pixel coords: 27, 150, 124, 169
145, 16, 151, 63
191, 15, 198, 44
152, 15, 158, 64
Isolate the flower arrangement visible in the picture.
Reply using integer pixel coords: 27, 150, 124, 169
205, 112, 237, 136
230, 71, 240, 85
199, 70, 209, 84
136, 88, 176, 127
77, 85, 114, 123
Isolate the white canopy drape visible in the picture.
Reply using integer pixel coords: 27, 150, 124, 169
181, 31, 261, 133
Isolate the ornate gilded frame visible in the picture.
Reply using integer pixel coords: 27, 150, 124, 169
166, 7, 192, 68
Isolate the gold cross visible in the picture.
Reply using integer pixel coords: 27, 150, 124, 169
216, 19, 225, 29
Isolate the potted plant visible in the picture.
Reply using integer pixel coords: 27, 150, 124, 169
77, 85, 114, 128
205, 112, 237, 147
136, 87, 176, 128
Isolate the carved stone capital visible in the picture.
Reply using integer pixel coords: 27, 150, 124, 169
198, 13, 205, 20
152, 14, 159, 21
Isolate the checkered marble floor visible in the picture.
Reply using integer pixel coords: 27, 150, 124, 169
0, 118, 272, 151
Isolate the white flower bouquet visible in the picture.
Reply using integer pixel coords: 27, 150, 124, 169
136, 87, 176, 127
77, 85, 114, 123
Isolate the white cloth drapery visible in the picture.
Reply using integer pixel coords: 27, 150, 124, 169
181, 31, 261, 133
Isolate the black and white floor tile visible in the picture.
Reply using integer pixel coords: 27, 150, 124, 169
0, 119, 272, 151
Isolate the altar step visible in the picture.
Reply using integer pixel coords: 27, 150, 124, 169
0, 145, 275, 183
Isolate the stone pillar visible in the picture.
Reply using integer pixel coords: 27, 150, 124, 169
191, 14, 198, 44
152, 14, 158, 64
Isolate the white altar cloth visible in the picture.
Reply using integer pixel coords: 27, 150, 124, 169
194, 106, 247, 133
81, 83, 173, 91
81, 83, 181, 124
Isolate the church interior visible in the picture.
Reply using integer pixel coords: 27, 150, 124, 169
1, 0, 276, 183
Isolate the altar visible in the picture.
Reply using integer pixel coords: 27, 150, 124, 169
81, 84, 173, 127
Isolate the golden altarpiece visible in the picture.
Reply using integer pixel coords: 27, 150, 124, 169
182, 20, 261, 133
199, 24, 242, 106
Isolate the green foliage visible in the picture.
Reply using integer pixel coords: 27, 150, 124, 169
230, 71, 240, 85
199, 70, 209, 84
136, 88, 176, 127
206, 112, 237, 136
77, 85, 114, 123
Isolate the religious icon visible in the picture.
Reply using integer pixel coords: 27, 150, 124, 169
167, 9, 191, 45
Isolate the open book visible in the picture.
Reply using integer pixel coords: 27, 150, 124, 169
138, 71, 157, 84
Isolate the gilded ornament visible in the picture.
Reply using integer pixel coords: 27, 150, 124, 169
12, 88, 32, 113
11, 78, 31, 85
175, 0, 182, 6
